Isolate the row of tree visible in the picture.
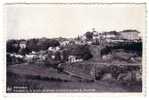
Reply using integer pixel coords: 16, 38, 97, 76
7, 38, 60, 54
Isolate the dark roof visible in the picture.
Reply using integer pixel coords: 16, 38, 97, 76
122, 29, 140, 33
102, 31, 120, 35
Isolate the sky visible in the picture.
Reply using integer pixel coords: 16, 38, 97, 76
5, 3, 146, 39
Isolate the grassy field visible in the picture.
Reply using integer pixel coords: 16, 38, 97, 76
7, 63, 142, 93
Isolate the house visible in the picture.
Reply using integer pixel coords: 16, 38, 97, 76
8, 53, 24, 59
24, 54, 38, 63
38, 54, 47, 61
7, 53, 24, 64
100, 31, 122, 43
74, 40, 86, 45
119, 30, 140, 40
80, 35, 87, 41
93, 35, 101, 40
101, 31, 120, 39
56, 46, 60, 51
47, 49, 62, 61
51, 55, 55, 60
19, 40, 27, 49
48, 46, 60, 53
68, 55, 83, 63
87, 41, 92, 45
106, 39, 124, 43
68, 55, 76, 63
31, 51, 36, 54
60, 40, 70, 46
15, 54, 24, 59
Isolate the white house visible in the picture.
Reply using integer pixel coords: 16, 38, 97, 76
101, 31, 119, 39
86, 41, 92, 45
15, 54, 24, 59
48, 46, 60, 53
31, 51, 36, 54
38, 54, 47, 61
8, 53, 24, 59
68, 55, 83, 63
24, 54, 38, 63
80, 35, 86, 41
119, 30, 140, 40
51, 55, 56, 60
60, 40, 70, 46
19, 41, 26, 49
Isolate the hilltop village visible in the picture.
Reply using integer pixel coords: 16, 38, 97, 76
7, 29, 141, 65
6, 29, 142, 92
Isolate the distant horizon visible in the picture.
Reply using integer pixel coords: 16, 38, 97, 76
6, 29, 141, 40
5, 4, 145, 39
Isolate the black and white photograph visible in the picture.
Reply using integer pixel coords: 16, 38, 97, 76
5, 3, 145, 93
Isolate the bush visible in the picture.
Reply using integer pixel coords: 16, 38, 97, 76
68, 44, 93, 60
7, 40, 20, 53
26, 39, 39, 52
85, 31, 93, 41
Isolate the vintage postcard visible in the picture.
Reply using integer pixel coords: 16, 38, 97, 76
5, 3, 146, 94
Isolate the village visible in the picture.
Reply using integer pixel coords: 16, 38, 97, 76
6, 29, 142, 92
7, 29, 141, 65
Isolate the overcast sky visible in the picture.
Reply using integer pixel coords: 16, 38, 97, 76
5, 4, 145, 39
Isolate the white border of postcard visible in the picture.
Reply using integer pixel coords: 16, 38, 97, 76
0, 0, 149, 100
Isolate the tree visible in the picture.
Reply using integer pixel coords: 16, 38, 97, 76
18, 48, 30, 55
85, 31, 93, 41
26, 38, 60, 51
37, 38, 60, 50
37, 38, 49, 50
7, 40, 20, 53
48, 39, 60, 47
26, 39, 39, 52
62, 49, 69, 62
55, 51, 61, 61
69, 44, 93, 60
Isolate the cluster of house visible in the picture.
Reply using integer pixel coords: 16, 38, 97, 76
59, 29, 141, 47
7, 29, 141, 65
7, 51, 46, 64
88, 29, 141, 44
7, 44, 84, 65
